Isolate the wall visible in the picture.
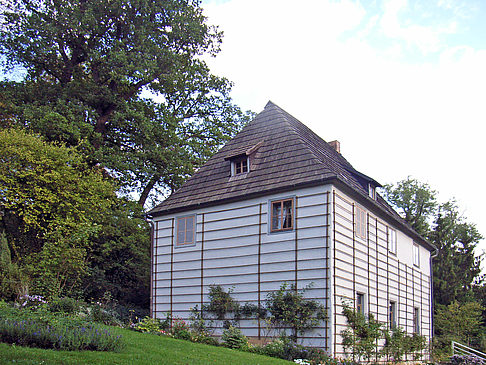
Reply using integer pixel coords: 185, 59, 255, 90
331, 188, 432, 358
152, 185, 331, 348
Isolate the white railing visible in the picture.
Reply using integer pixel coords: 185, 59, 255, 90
452, 341, 486, 361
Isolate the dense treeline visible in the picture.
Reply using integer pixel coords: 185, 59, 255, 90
0, 0, 249, 309
383, 178, 485, 356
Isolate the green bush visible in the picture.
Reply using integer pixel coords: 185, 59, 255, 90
48, 297, 81, 314
221, 326, 248, 349
265, 283, 327, 341
0, 318, 124, 351
171, 318, 192, 341
131, 316, 163, 334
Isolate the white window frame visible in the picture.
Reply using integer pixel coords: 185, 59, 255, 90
368, 184, 376, 199
355, 205, 367, 240
388, 227, 397, 255
175, 214, 196, 247
413, 242, 420, 267
231, 156, 249, 176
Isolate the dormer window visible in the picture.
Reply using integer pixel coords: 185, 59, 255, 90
233, 157, 248, 175
225, 140, 264, 178
368, 184, 376, 199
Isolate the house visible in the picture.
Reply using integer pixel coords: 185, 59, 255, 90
147, 101, 435, 355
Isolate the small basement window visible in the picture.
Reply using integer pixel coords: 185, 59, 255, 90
270, 198, 294, 232
176, 215, 195, 246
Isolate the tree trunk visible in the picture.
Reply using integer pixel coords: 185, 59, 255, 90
138, 174, 161, 207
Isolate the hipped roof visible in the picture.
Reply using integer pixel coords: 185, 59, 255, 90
149, 101, 434, 251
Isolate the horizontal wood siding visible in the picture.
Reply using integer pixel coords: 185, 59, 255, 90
153, 185, 331, 349
332, 190, 431, 358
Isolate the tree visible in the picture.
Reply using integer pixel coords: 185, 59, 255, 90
434, 301, 484, 352
382, 177, 437, 236
0, 128, 116, 298
382, 178, 483, 306
0, 0, 250, 206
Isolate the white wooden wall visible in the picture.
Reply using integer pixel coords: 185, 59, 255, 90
152, 185, 331, 348
331, 189, 431, 358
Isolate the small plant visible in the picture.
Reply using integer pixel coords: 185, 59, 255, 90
171, 317, 192, 341
0, 319, 124, 351
221, 325, 248, 349
265, 283, 327, 341
48, 297, 80, 314
204, 285, 240, 328
341, 301, 383, 363
131, 316, 163, 334
450, 354, 485, 365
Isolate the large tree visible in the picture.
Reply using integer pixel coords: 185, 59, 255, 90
382, 177, 483, 306
0, 0, 250, 206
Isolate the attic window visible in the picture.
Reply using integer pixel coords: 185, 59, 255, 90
232, 157, 249, 175
368, 184, 376, 199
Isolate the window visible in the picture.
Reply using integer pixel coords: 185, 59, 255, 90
232, 157, 248, 175
355, 206, 367, 240
389, 301, 397, 328
368, 184, 376, 199
388, 228, 397, 254
270, 198, 293, 232
356, 293, 365, 315
413, 307, 420, 334
413, 243, 420, 267
176, 215, 195, 246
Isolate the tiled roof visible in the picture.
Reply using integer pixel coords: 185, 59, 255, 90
149, 101, 433, 250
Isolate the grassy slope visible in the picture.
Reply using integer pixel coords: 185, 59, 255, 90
0, 326, 292, 365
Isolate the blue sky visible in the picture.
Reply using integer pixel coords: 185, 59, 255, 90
201, 0, 486, 255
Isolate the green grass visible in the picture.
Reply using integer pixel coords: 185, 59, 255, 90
0, 326, 292, 364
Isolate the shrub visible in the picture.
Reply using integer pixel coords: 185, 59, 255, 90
48, 297, 81, 314
171, 318, 191, 341
450, 354, 485, 365
265, 283, 327, 341
341, 302, 383, 363
0, 318, 124, 351
131, 316, 163, 334
221, 326, 248, 349
204, 285, 240, 328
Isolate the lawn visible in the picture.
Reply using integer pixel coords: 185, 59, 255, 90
0, 326, 292, 365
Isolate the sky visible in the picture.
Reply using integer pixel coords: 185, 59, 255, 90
201, 0, 486, 256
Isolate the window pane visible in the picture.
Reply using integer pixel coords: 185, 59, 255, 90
186, 217, 194, 243
242, 160, 248, 172
272, 202, 281, 230
236, 163, 241, 174
283, 200, 292, 229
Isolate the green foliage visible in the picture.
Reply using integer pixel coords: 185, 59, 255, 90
0, 0, 251, 206
0, 319, 124, 351
434, 301, 483, 353
0, 129, 116, 299
48, 297, 81, 314
382, 327, 426, 362
171, 318, 192, 341
382, 177, 437, 236
204, 285, 240, 328
383, 178, 483, 307
221, 326, 248, 350
131, 316, 163, 334
341, 302, 383, 363
265, 283, 327, 341
0, 232, 26, 301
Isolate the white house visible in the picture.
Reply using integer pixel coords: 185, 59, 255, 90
147, 101, 435, 356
